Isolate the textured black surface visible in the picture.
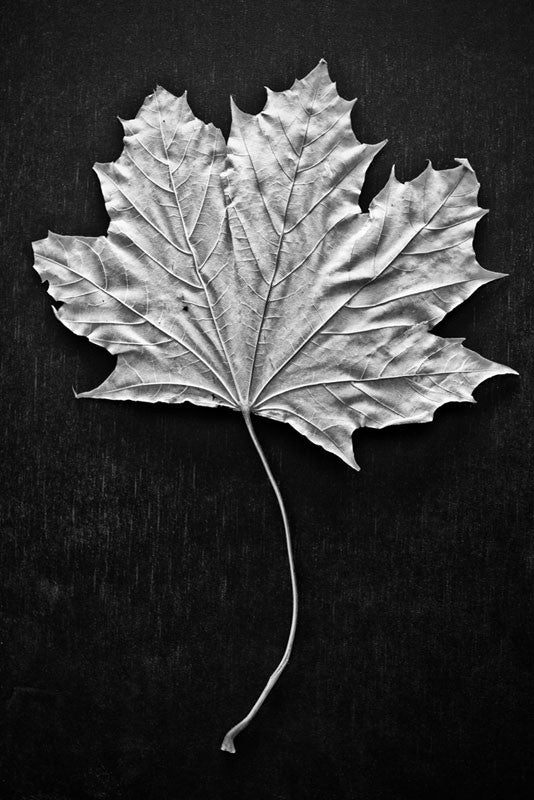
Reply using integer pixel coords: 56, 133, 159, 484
1, 1, 533, 798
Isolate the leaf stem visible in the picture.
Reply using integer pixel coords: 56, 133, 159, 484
220, 410, 298, 754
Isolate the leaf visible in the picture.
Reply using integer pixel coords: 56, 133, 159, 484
33, 61, 515, 469
33, 61, 516, 752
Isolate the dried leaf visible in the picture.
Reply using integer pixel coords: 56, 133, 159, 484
33, 61, 516, 751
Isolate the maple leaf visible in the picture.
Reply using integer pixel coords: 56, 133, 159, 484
33, 61, 516, 752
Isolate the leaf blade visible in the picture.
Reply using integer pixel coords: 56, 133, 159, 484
34, 63, 516, 468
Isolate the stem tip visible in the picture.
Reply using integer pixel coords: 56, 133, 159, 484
220, 735, 237, 754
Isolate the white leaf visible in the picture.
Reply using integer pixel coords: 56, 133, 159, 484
33, 59, 517, 756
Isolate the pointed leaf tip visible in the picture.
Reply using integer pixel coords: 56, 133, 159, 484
230, 95, 251, 122
455, 157, 474, 171
301, 58, 332, 85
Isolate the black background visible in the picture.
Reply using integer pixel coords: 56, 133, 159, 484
1, 1, 533, 798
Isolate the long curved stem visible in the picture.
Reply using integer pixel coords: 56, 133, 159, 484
220, 410, 298, 754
